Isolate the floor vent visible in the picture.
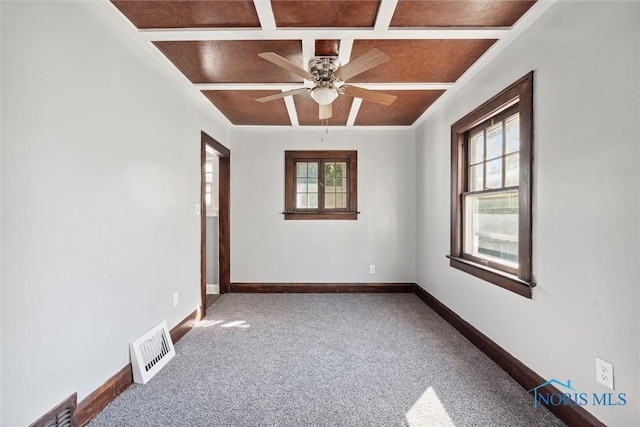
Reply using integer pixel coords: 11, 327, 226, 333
130, 320, 176, 384
29, 393, 77, 427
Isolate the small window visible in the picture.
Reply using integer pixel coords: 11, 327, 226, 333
449, 72, 534, 298
204, 156, 218, 217
284, 150, 358, 220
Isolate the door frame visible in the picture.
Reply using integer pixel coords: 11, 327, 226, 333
201, 131, 230, 317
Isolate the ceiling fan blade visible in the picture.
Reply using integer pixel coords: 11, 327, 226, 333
258, 52, 314, 80
256, 88, 309, 103
334, 48, 389, 81
319, 103, 332, 120
342, 85, 397, 106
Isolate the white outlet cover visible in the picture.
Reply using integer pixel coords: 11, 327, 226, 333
173, 292, 179, 307
595, 357, 614, 389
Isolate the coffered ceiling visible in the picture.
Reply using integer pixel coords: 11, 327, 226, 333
107, 0, 538, 128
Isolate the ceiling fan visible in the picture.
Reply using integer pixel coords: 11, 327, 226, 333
256, 48, 397, 120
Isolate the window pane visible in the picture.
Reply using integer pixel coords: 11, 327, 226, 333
463, 189, 519, 267
308, 162, 318, 177
325, 193, 335, 209
469, 164, 484, 191
296, 194, 307, 208
205, 162, 213, 173
469, 132, 484, 164
308, 193, 318, 209
486, 158, 503, 189
205, 173, 213, 183
505, 153, 519, 187
308, 177, 318, 193
335, 178, 347, 192
325, 162, 335, 187
297, 162, 307, 177
486, 123, 503, 159
505, 114, 520, 154
335, 162, 347, 178
296, 178, 308, 193
205, 193, 212, 206
336, 193, 347, 208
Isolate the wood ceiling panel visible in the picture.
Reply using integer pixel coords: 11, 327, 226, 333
295, 94, 352, 126
315, 40, 340, 57
390, 0, 537, 27
347, 39, 496, 83
154, 40, 305, 83
203, 91, 291, 126
354, 90, 445, 126
271, 1, 380, 27
111, 1, 260, 29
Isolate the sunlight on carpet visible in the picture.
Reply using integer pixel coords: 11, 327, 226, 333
196, 319, 251, 329
406, 386, 455, 427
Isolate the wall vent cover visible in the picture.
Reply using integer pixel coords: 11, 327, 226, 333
29, 393, 76, 427
130, 320, 176, 384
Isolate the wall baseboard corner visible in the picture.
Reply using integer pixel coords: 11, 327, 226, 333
74, 308, 200, 426
413, 284, 605, 427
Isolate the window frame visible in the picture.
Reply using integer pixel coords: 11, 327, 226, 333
284, 150, 358, 220
448, 72, 534, 298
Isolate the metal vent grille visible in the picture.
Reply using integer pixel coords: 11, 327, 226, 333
42, 407, 72, 427
29, 393, 76, 427
130, 321, 176, 384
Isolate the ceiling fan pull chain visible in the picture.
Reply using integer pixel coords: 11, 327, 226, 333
320, 120, 329, 143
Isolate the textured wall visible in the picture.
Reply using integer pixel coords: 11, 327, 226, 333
415, 2, 639, 425
1, 2, 229, 425
230, 127, 416, 284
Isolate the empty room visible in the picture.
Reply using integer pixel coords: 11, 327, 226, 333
1, 1, 638, 426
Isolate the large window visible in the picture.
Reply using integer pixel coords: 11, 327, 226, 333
449, 72, 534, 298
284, 150, 358, 220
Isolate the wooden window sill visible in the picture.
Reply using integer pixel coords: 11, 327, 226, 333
284, 212, 359, 220
446, 255, 534, 298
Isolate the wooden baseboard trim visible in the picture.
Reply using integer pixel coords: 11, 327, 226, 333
414, 285, 605, 427
170, 308, 202, 344
74, 308, 201, 426
74, 364, 132, 427
230, 282, 415, 293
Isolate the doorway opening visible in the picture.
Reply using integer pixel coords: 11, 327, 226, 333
201, 132, 230, 317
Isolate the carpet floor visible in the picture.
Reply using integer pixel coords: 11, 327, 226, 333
88, 294, 564, 427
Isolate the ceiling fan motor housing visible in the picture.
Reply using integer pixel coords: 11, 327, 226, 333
309, 57, 340, 83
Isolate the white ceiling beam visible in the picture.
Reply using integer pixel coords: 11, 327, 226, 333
194, 83, 304, 91
338, 39, 353, 64
346, 98, 363, 127
194, 82, 454, 91
374, 0, 399, 31
138, 28, 510, 42
302, 38, 315, 66
283, 95, 299, 127
253, 0, 276, 32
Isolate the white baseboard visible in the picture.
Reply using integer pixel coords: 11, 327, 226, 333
206, 284, 219, 294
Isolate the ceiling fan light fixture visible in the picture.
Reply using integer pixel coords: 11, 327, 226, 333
310, 86, 338, 105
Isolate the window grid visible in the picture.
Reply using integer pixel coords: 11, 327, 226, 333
284, 150, 358, 220
467, 111, 520, 193
448, 72, 534, 298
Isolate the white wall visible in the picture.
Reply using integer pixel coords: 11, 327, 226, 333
0, 2, 230, 426
230, 127, 415, 283
415, 1, 639, 425
0, 2, 3, 422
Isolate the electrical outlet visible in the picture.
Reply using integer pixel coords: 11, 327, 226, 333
369, 265, 375, 274
595, 357, 614, 389
173, 292, 179, 307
